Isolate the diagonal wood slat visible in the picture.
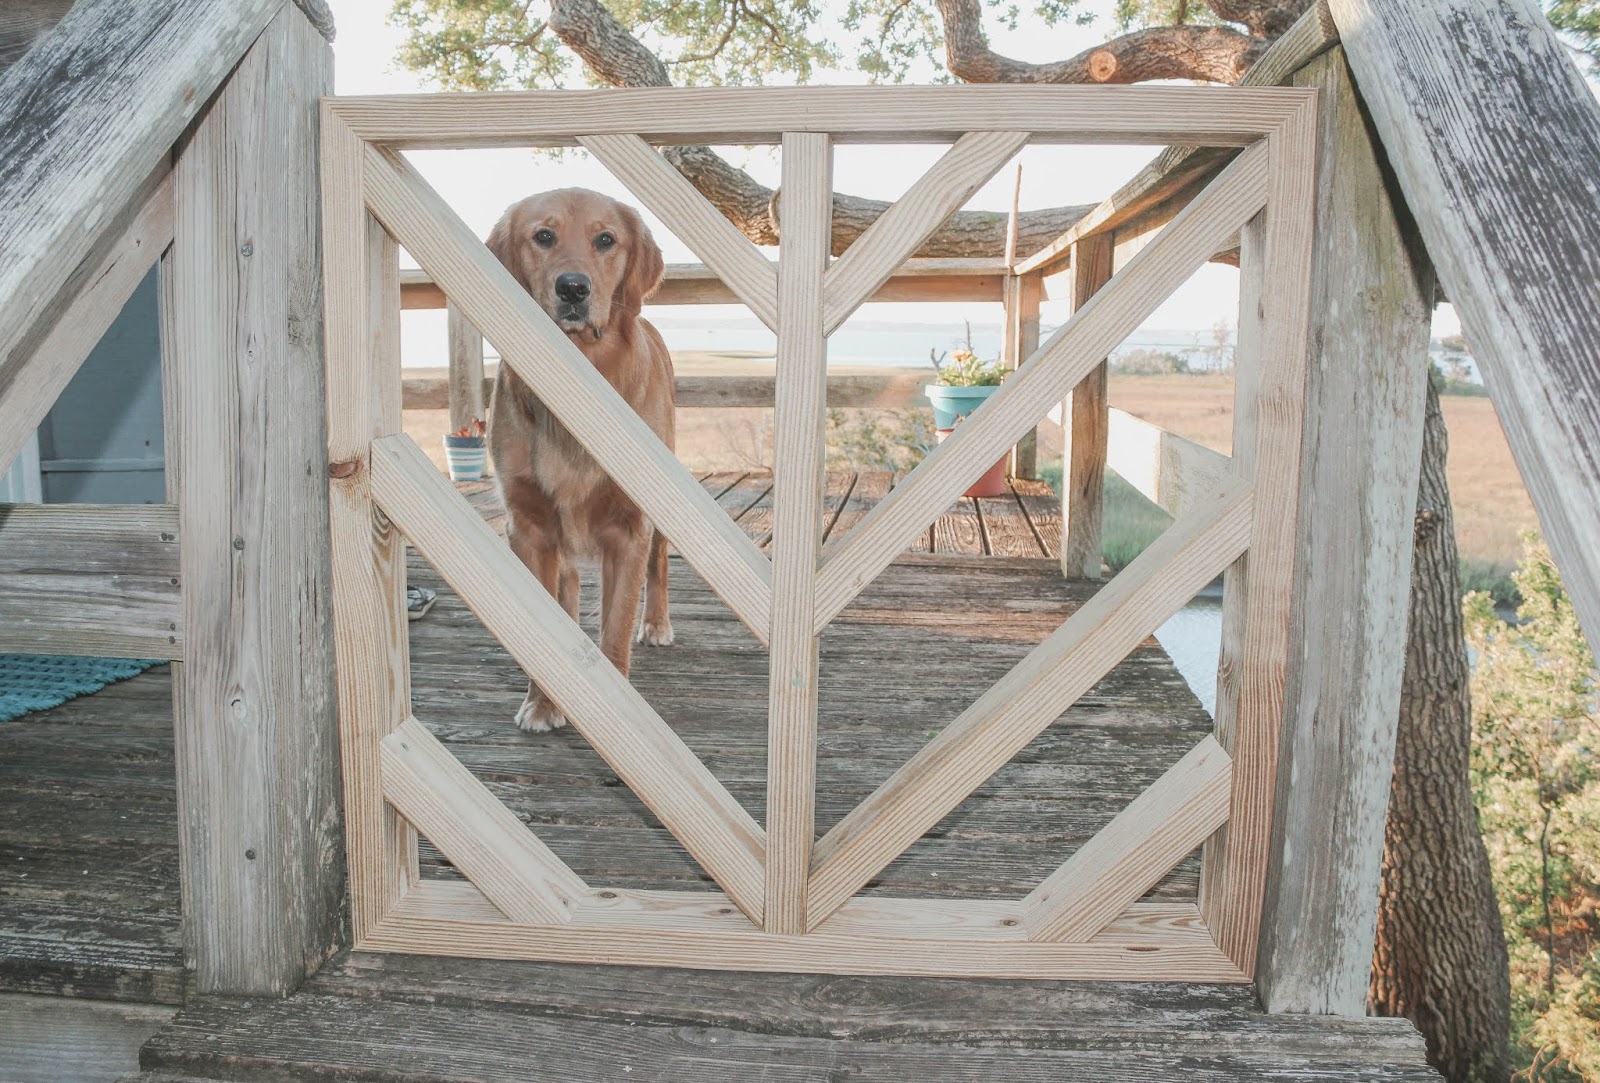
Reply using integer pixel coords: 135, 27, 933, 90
1023, 735, 1232, 943
579, 134, 779, 330
381, 718, 587, 926
821, 131, 1028, 334
764, 132, 832, 934
360, 144, 774, 642
806, 480, 1253, 928
812, 140, 1270, 633
369, 433, 769, 923
0, 169, 173, 475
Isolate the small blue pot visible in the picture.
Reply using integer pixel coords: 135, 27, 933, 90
925, 383, 1000, 430
443, 434, 487, 482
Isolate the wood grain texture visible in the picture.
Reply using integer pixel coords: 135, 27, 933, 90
1106, 407, 1235, 519
0, 504, 181, 659
813, 141, 1272, 630
1011, 1, 1338, 276
170, 4, 342, 997
445, 303, 484, 431
1327, 0, 1600, 662
400, 258, 1008, 310
763, 133, 832, 933
1060, 235, 1113, 578
403, 369, 929, 411
1005, 271, 1045, 478
808, 484, 1253, 925
369, 435, 768, 922
580, 134, 779, 329
822, 131, 1028, 333
0, 993, 173, 1083
322, 116, 415, 947
1200, 100, 1318, 978
0, 0, 280, 397
328, 85, 1309, 149
363, 879, 1243, 981
0, 171, 172, 475
381, 718, 585, 925
1255, 48, 1435, 1016
1025, 735, 1232, 942
360, 144, 774, 640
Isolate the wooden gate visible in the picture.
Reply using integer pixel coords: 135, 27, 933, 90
321, 85, 1316, 981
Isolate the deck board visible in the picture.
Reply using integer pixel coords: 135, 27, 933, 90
0, 470, 1436, 1079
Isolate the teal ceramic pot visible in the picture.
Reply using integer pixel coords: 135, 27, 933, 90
925, 383, 999, 430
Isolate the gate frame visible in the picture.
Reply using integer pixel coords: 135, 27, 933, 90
321, 84, 1317, 981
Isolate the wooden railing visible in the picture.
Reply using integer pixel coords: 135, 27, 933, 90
321, 81, 1318, 981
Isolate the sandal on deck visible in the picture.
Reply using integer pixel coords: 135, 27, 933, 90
406, 586, 437, 622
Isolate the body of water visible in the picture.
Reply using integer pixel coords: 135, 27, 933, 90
1156, 593, 1223, 716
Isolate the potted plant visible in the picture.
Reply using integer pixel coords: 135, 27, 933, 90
443, 418, 488, 482
924, 347, 1008, 497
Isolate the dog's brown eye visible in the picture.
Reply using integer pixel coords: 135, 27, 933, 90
532, 229, 556, 248
594, 232, 616, 250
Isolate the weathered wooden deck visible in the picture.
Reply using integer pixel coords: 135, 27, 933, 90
0, 472, 1437, 1080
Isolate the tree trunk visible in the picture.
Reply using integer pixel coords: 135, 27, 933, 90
1370, 380, 1511, 1083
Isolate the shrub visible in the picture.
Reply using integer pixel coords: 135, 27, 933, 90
1466, 534, 1600, 1081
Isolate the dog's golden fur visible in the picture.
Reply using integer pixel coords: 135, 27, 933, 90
486, 188, 674, 732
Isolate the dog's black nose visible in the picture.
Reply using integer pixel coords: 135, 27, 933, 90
554, 273, 591, 304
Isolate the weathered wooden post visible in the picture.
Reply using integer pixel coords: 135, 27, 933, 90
1256, 44, 1436, 1013
167, 0, 345, 995
1059, 236, 1113, 578
446, 302, 486, 432
1002, 274, 1043, 480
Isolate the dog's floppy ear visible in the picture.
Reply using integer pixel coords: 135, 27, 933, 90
614, 206, 664, 318
485, 210, 529, 292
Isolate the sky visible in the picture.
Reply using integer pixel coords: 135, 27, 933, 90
325, 0, 1461, 364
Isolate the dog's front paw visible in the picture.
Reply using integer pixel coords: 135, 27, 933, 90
515, 696, 567, 733
637, 618, 675, 647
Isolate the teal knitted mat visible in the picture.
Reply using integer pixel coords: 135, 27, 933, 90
0, 654, 161, 723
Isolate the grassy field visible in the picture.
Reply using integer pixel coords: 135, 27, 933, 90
402, 366, 1538, 598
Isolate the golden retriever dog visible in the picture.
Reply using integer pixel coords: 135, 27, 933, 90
486, 188, 674, 732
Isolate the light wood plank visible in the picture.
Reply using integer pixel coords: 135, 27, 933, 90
0, 503, 181, 660
0, 0, 280, 400
822, 131, 1028, 333
1060, 235, 1113, 577
813, 141, 1270, 631
1005, 271, 1046, 479
1200, 101, 1318, 978
0, 994, 173, 1083
1256, 48, 1435, 1015
1106, 408, 1235, 520
808, 482, 1253, 926
446, 303, 485, 431
360, 144, 773, 641
327, 85, 1311, 149
368, 880, 1246, 982
380, 718, 585, 925
579, 134, 779, 329
322, 113, 416, 948
369, 433, 768, 922
764, 133, 832, 933
170, 3, 343, 996
1024, 735, 1232, 942
0, 171, 172, 476
1328, 0, 1600, 720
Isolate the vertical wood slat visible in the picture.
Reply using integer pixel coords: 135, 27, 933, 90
322, 111, 416, 947
1060, 235, 1114, 579
1004, 271, 1044, 480
1200, 101, 1318, 978
446, 303, 485, 432
1256, 48, 1435, 1015
764, 132, 833, 935
171, 4, 343, 995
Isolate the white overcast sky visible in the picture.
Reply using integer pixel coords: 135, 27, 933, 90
326, 0, 1461, 349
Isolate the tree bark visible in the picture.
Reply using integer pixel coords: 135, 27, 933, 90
1370, 380, 1511, 1083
